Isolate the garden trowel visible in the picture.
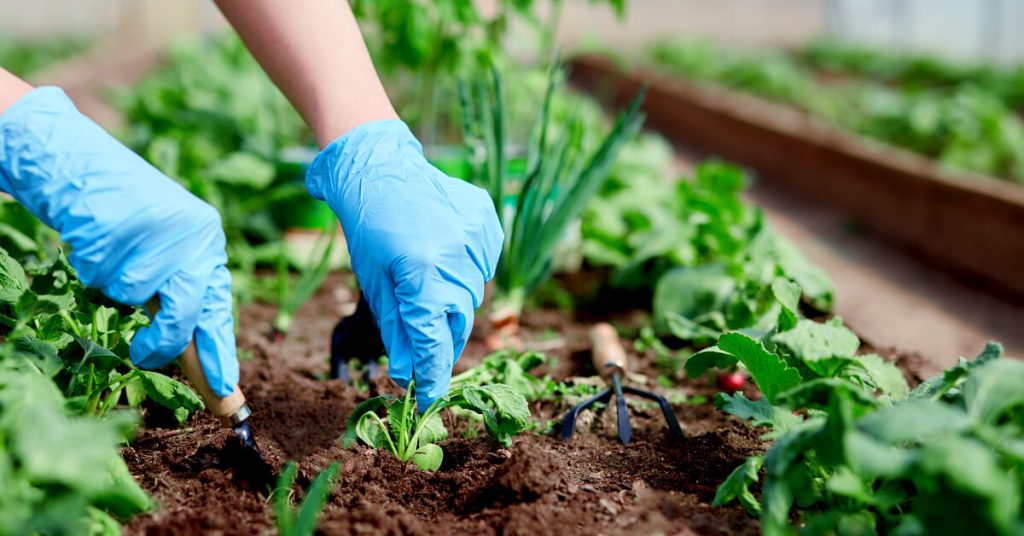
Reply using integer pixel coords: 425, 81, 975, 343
145, 297, 275, 489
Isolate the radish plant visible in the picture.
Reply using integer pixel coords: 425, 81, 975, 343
458, 60, 645, 326
685, 295, 1024, 534
343, 381, 529, 470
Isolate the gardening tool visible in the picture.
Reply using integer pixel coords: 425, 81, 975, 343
329, 295, 385, 383
560, 323, 684, 444
144, 298, 272, 476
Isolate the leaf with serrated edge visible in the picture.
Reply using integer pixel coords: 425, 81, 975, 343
718, 333, 801, 403
715, 392, 801, 433
772, 318, 859, 361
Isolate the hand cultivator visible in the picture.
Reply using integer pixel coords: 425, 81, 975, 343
560, 323, 684, 444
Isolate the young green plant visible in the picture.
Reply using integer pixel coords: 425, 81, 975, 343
273, 223, 338, 339
343, 381, 529, 470
458, 60, 646, 331
0, 242, 204, 424
272, 461, 341, 536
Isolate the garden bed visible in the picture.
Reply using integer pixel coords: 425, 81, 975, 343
568, 55, 1024, 299
122, 274, 927, 535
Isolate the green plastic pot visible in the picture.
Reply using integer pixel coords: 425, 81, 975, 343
275, 147, 336, 230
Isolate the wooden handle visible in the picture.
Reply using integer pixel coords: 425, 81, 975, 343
590, 323, 628, 377
145, 297, 248, 425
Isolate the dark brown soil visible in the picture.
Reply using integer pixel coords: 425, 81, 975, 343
124, 273, 929, 535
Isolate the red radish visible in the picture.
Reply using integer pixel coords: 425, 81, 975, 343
718, 371, 745, 393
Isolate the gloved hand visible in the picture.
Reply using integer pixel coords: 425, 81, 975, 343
307, 120, 502, 410
0, 87, 238, 397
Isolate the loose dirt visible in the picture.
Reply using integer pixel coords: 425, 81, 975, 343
124, 273, 925, 535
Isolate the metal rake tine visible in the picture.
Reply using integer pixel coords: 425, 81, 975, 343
560, 387, 613, 442
622, 385, 685, 440
611, 372, 632, 444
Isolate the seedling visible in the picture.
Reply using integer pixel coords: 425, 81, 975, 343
272, 461, 340, 536
343, 381, 529, 470
273, 223, 337, 339
450, 350, 551, 402
0, 244, 204, 423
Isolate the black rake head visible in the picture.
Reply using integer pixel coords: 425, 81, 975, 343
559, 370, 684, 445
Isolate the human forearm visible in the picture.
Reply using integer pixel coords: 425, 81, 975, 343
213, 0, 398, 148
0, 68, 33, 118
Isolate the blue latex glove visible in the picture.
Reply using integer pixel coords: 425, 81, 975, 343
307, 120, 502, 409
0, 87, 238, 397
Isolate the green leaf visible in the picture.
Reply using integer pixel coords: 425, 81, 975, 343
777, 378, 878, 413
0, 222, 41, 254
715, 392, 802, 433
772, 318, 860, 361
653, 264, 736, 333
71, 336, 121, 372
712, 455, 763, 516
771, 279, 801, 332
90, 454, 154, 518
908, 341, 1002, 401
123, 374, 146, 407
684, 345, 738, 378
411, 443, 444, 471
355, 412, 388, 449
825, 466, 903, 508
0, 370, 151, 519
11, 336, 62, 378
851, 353, 909, 399
962, 358, 1024, 425
138, 370, 204, 423
416, 412, 448, 446
273, 462, 299, 535
453, 384, 529, 447
857, 399, 970, 444
294, 462, 340, 535
0, 245, 29, 304
342, 395, 394, 448
717, 332, 801, 403
386, 394, 412, 449
202, 152, 276, 189
665, 311, 724, 343
771, 235, 833, 311
910, 436, 1017, 535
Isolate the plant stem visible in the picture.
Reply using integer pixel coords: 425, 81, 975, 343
398, 384, 415, 458
405, 404, 444, 461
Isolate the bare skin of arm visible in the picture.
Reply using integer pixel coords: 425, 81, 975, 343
213, 0, 399, 148
0, 68, 33, 116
